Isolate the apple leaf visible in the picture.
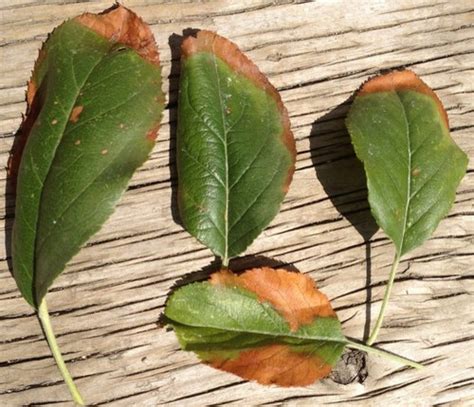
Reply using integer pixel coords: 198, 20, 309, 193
346, 70, 468, 257
177, 31, 296, 265
165, 268, 346, 386
11, 5, 164, 307
9, 6, 164, 403
346, 70, 468, 344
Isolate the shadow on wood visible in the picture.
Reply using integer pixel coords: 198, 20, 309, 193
168, 29, 199, 227
4, 155, 15, 282
309, 95, 378, 340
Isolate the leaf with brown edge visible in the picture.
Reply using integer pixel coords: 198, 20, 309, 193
346, 69, 468, 345
165, 268, 346, 387
10, 5, 164, 404
177, 31, 296, 265
347, 69, 467, 257
12, 4, 164, 307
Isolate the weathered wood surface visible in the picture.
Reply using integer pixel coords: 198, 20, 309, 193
0, 0, 473, 405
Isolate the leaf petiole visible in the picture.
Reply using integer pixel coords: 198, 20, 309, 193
367, 252, 401, 345
345, 339, 423, 369
38, 299, 84, 405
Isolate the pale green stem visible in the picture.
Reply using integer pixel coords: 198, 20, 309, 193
38, 299, 84, 406
367, 252, 401, 345
346, 339, 423, 369
222, 257, 229, 268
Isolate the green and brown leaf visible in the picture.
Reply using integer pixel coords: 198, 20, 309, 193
177, 31, 296, 264
346, 70, 468, 256
11, 5, 164, 306
165, 268, 345, 386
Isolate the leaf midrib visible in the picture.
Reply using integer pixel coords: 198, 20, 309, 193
398, 91, 412, 256
24, 44, 106, 288
170, 319, 347, 344
211, 52, 230, 265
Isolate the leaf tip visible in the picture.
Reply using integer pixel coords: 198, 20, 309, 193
358, 69, 449, 128
75, 4, 160, 66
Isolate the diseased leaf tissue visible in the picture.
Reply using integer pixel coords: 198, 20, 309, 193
168, 35, 429, 386
165, 267, 345, 387
177, 30, 296, 265
12, 5, 164, 307
10, 5, 164, 404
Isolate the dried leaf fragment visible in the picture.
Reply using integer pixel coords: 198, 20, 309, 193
76, 4, 160, 66
208, 344, 333, 387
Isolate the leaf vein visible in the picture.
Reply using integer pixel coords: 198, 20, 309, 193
181, 148, 226, 188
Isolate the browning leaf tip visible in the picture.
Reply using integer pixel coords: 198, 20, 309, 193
75, 4, 160, 66
358, 69, 449, 128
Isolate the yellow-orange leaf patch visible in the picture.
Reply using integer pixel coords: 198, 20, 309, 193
208, 344, 332, 387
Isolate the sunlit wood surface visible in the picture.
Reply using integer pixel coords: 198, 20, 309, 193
0, 1, 472, 405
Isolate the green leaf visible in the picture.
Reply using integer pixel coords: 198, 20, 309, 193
346, 70, 468, 256
12, 6, 164, 307
177, 31, 295, 264
165, 268, 345, 386
346, 70, 468, 345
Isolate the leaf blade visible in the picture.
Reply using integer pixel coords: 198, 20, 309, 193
346, 70, 468, 256
177, 31, 295, 262
12, 6, 164, 306
165, 268, 345, 386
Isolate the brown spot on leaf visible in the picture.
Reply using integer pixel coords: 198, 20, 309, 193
101, 149, 108, 155
208, 344, 332, 387
412, 167, 421, 177
210, 268, 336, 332
51, 119, 58, 125
25, 47, 47, 107
146, 122, 161, 142
359, 70, 449, 128
26, 81, 37, 107
69, 105, 83, 123
74, 140, 81, 146
75, 5, 160, 66
182, 31, 296, 193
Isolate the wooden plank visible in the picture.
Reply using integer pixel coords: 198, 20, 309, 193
0, 0, 472, 405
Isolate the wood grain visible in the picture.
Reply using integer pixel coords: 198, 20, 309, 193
0, 0, 472, 405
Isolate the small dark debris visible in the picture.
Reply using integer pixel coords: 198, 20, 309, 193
330, 349, 368, 385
